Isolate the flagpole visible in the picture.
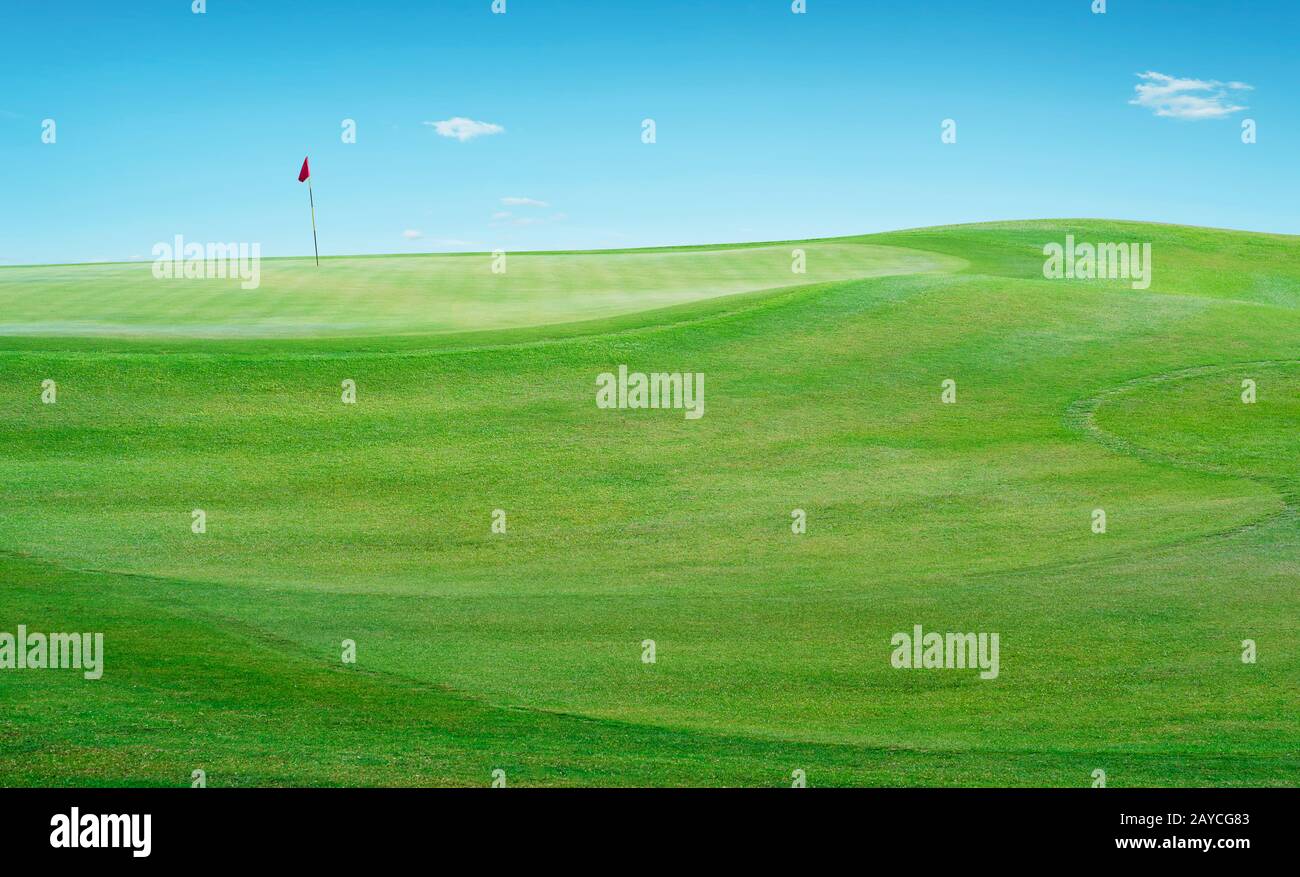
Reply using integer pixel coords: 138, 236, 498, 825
307, 176, 320, 267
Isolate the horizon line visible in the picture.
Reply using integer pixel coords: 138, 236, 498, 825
2, 217, 1297, 270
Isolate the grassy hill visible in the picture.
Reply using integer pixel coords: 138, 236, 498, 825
1, 220, 1296, 786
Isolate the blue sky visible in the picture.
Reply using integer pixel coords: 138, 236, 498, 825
0, 0, 1295, 264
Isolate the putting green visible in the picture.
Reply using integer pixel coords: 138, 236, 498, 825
1087, 361, 1300, 494
0, 242, 962, 339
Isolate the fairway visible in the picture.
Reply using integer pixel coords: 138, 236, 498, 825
1, 219, 1297, 787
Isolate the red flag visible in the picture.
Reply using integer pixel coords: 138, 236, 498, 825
298, 156, 310, 183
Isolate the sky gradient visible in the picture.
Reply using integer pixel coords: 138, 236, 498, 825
1, 0, 1295, 264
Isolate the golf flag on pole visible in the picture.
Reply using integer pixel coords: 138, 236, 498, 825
298, 156, 319, 266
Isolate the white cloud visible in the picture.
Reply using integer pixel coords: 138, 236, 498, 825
1129, 71, 1251, 120
401, 232, 480, 248
501, 196, 549, 207
424, 117, 504, 141
492, 213, 568, 228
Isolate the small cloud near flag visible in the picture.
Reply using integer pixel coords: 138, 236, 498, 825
424, 118, 504, 142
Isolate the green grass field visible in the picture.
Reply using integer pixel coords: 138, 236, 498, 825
1, 220, 1296, 787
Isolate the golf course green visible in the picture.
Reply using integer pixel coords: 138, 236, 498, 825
1, 219, 1296, 786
